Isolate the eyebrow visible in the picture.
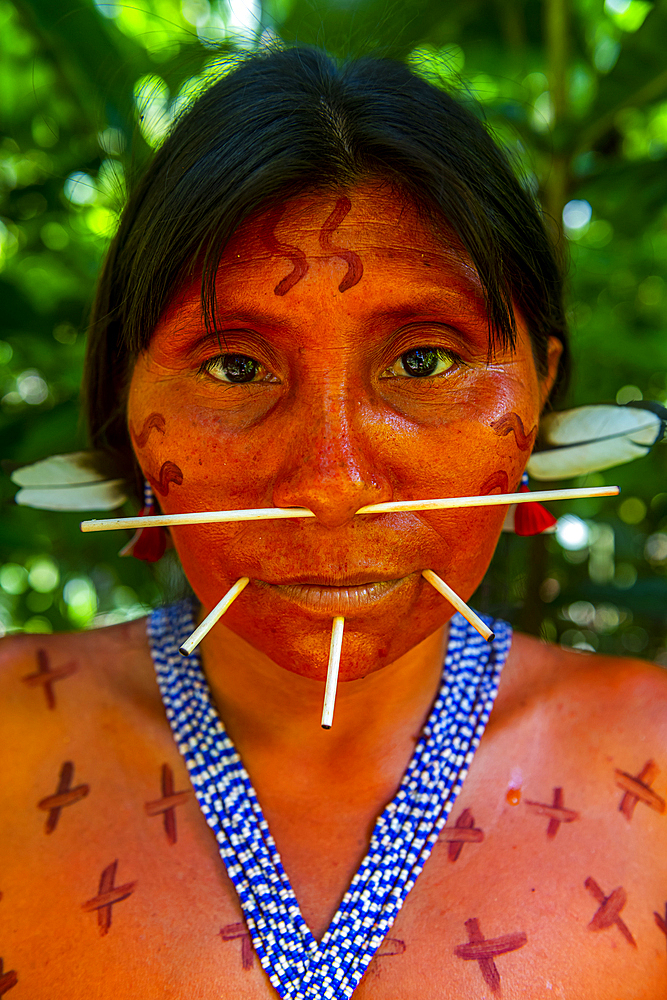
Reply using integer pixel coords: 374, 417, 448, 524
212, 279, 489, 326
161, 265, 492, 353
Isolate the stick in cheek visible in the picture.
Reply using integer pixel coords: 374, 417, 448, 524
179, 577, 250, 655
422, 570, 494, 642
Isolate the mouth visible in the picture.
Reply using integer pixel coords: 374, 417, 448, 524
255, 575, 415, 614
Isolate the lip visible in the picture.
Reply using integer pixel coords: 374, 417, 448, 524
255, 575, 416, 614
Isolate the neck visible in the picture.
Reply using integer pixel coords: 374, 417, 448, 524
199, 619, 449, 776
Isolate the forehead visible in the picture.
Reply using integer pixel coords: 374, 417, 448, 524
220, 181, 482, 290
158, 181, 491, 337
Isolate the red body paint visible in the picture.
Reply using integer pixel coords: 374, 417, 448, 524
144, 763, 191, 845
0, 959, 18, 996
525, 787, 579, 839
38, 761, 89, 834
220, 922, 254, 970
454, 918, 527, 994
440, 807, 484, 861
615, 760, 665, 819
82, 860, 137, 936
655, 905, 667, 953
22, 649, 77, 710
585, 877, 636, 947
367, 937, 406, 978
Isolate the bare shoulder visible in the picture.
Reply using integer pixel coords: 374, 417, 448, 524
0, 616, 156, 721
0, 616, 148, 662
498, 629, 667, 742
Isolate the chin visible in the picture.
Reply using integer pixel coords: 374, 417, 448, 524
223, 604, 449, 682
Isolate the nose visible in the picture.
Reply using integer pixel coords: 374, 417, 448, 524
272, 394, 392, 528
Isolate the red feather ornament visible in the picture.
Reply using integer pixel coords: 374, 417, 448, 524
118, 506, 167, 562
513, 483, 558, 536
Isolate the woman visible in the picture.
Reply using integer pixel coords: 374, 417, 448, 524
1, 46, 666, 999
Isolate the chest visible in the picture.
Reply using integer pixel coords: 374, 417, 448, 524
2, 735, 666, 1000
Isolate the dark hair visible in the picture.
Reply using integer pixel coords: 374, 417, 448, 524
84, 45, 569, 493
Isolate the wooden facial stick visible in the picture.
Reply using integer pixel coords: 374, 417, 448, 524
80, 485, 620, 533
422, 570, 494, 642
179, 577, 250, 656
321, 617, 345, 730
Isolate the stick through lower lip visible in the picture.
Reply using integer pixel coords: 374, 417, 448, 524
422, 570, 494, 642
179, 577, 250, 655
80, 485, 620, 532
321, 616, 345, 730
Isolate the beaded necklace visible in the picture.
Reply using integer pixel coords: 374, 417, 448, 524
148, 601, 511, 1000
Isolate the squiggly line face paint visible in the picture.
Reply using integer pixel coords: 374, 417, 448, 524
318, 196, 363, 292
128, 182, 560, 681
261, 195, 363, 296
130, 411, 166, 448
479, 471, 510, 496
261, 203, 309, 296
146, 461, 184, 497
490, 411, 537, 452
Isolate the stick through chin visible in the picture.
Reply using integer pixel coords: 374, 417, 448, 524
321, 617, 345, 730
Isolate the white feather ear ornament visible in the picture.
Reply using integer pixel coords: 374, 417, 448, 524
526, 401, 667, 481
503, 401, 666, 535
10, 452, 128, 511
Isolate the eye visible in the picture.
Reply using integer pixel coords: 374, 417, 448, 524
382, 347, 458, 379
200, 353, 277, 384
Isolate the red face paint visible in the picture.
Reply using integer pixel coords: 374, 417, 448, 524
261, 203, 309, 296
146, 460, 184, 498
129, 411, 166, 448
479, 471, 510, 496
128, 182, 555, 681
489, 411, 537, 452
318, 196, 363, 292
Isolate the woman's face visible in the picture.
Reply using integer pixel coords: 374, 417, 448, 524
128, 182, 559, 680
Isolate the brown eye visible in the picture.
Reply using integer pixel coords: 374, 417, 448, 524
382, 347, 457, 379
401, 348, 441, 376
202, 354, 277, 384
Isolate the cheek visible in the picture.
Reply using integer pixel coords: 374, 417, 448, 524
128, 393, 280, 512
379, 414, 534, 506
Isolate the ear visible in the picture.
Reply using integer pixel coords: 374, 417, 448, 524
539, 336, 563, 411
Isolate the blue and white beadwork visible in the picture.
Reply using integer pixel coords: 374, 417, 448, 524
143, 479, 156, 511
148, 601, 511, 1000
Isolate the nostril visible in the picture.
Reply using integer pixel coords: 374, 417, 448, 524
272, 417, 393, 521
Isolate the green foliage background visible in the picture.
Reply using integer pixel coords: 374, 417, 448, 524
1, 0, 667, 661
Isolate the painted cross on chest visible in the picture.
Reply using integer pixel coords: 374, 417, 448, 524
144, 763, 191, 845
615, 760, 665, 821
584, 877, 636, 947
454, 917, 527, 994
0, 959, 17, 996
366, 937, 406, 979
525, 787, 579, 838
22, 649, 77, 709
82, 860, 137, 936
220, 922, 254, 970
654, 904, 667, 954
440, 808, 484, 861
38, 760, 89, 833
